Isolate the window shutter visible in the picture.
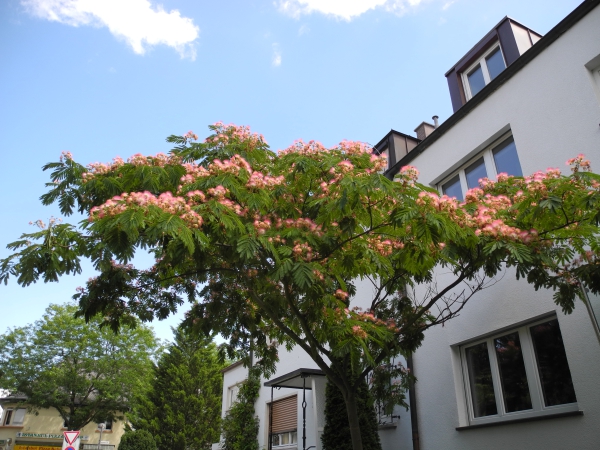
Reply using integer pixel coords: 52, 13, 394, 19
270, 396, 297, 433
13, 408, 26, 425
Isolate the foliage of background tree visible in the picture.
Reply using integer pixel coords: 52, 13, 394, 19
132, 326, 224, 450
1, 124, 599, 449
119, 429, 158, 450
322, 366, 381, 450
220, 367, 260, 450
0, 303, 158, 430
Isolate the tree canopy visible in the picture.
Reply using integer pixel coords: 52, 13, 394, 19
132, 326, 224, 450
0, 303, 159, 430
1, 123, 599, 449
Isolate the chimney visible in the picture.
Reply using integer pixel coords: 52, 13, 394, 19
414, 120, 436, 141
432, 115, 439, 128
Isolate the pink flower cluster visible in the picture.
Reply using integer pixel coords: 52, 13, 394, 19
332, 160, 355, 174
89, 191, 203, 228
247, 171, 285, 189
183, 130, 198, 141
567, 154, 591, 173
209, 155, 253, 175
180, 163, 210, 185
334, 289, 349, 300
60, 151, 73, 162
206, 122, 267, 146
338, 139, 372, 156
351, 308, 400, 333
82, 153, 181, 182
352, 325, 368, 339
367, 236, 404, 256
275, 217, 323, 236
279, 139, 327, 156
293, 242, 314, 261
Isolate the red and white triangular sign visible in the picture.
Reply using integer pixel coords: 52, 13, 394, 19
64, 431, 80, 445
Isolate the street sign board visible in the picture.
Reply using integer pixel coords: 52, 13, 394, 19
62, 431, 80, 450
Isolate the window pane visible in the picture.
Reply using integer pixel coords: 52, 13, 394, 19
486, 47, 506, 81
291, 431, 297, 443
271, 434, 280, 446
442, 175, 463, 201
4, 410, 13, 425
281, 433, 290, 444
465, 342, 498, 417
494, 332, 532, 413
492, 137, 522, 177
465, 157, 488, 190
467, 65, 486, 97
530, 319, 577, 406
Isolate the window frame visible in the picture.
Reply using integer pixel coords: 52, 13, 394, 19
461, 43, 507, 100
438, 132, 519, 200
459, 316, 579, 426
1, 408, 25, 427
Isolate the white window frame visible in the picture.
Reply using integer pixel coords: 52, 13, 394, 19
1, 409, 13, 426
462, 43, 507, 100
460, 316, 579, 426
438, 132, 517, 199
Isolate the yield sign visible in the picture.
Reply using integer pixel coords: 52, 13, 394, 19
64, 431, 80, 445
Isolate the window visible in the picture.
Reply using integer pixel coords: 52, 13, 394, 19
440, 134, 522, 200
227, 384, 241, 409
461, 317, 578, 425
462, 44, 507, 99
98, 420, 113, 431
271, 431, 298, 448
2, 408, 25, 426
269, 396, 297, 448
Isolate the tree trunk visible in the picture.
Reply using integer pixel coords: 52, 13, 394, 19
343, 388, 364, 450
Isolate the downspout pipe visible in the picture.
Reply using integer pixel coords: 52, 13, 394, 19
407, 354, 420, 450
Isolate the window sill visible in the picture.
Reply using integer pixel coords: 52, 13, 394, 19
378, 422, 398, 430
456, 410, 583, 430
0, 425, 24, 428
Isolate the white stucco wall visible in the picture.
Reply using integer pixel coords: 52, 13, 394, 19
403, 5, 600, 450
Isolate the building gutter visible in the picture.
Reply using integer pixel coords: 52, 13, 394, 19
406, 354, 420, 450
384, 0, 600, 178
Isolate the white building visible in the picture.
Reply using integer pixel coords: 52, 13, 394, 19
217, 1, 600, 449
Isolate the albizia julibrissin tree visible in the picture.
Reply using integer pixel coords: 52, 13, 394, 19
1, 123, 599, 450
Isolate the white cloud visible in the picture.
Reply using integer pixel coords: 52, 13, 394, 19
442, 1, 455, 11
272, 43, 282, 67
298, 23, 310, 35
276, 0, 424, 21
21, 0, 200, 60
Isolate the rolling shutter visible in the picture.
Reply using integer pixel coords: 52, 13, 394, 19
270, 395, 297, 433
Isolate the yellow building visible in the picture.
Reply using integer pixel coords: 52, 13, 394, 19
0, 395, 125, 450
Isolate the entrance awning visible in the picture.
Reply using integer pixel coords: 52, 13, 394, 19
265, 368, 325, 450
264, 368, 325, 389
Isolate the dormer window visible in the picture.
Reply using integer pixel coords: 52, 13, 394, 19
462, 44, 506, 99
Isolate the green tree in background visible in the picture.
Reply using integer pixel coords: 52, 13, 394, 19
0, 303, 158, 430
119, 429, 158, 450
133, 326, 224, 450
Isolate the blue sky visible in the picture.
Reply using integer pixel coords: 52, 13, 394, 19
0, 0, 583, 342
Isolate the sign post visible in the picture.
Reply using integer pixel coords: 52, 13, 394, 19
62, 431, 80, 450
